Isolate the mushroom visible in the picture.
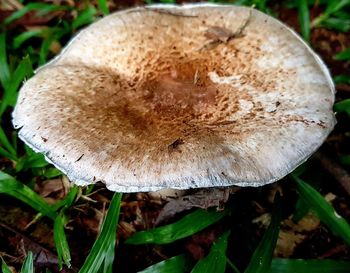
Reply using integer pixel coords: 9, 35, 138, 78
12, 3, 335, 193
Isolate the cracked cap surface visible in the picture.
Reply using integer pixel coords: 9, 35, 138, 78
12, 4, 336, 192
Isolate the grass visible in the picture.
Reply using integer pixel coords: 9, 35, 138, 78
269, 259, 350, 273
138, 254, 194, 273
0, 0, 350, 272
292, 175, 350, 245
126, 208, 227, 245
78, 192, 122, 273
297, 0, 310, 42
311, 0, 350, 31
2, 252, 33, 273
243, 193, 281, 273
191, 231, 231, 273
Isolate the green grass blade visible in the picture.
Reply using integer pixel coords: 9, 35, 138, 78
16, 146, 49, 172
21, 251, 34, 273
11, 131, 18, 154
54, 211, 71, 269
324, 0, 350, 17
39, 36, 55, 65
226, 257, 242, 273
0, 171, 21, 191
334, 47, 350, 61
13, 29, 46, 49
191, 231, 230, 273
0, 146, 17, 161
0, 171, 57, 220
102, 243, 115, 273
0, 126, 16, 157
11, 56, 34, 100
340, 155, 350, 166
31, 166, 61, 179
312, 0, 350, 27
297, 0, 310, 42
321, 18, 350, 32
254, 0, 269, 12
332, 10, 350, 19
4, 3, 70, 25
24, 143, 36, 156
98, 0, 109, 15
244, 193, 282, 273
334, 75, 350, 85
292, 197, 310, 222
269, 259, 350, 273
0, 55, 33, 117
24, 153, 49, 169
43, 167, 62, 179
1, 257, 12, 273
0, 33, 10, 89
138, 254, 194, 273
16, 153, 49, 172
52, 186, 78, 211
126, 209, 227, 245
72, 6, 97, 30
78, 192, 122, 273
292, 175, 350, 245
38, 28, 67, 65
45, 168, 62, 178
334, 99, 350, 113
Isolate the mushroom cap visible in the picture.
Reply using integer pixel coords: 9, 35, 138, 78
13, 3, 335, 192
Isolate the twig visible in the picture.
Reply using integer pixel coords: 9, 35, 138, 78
146, 8, 198, 18
0, 221, 78, 271
0, 221, 58, 263
199, 9, 252, 51
313, 151, 350, 196
24, 213, 42, 230
193, 69, 200, 85
319, 244, 347, 258
336, 84, 350, 93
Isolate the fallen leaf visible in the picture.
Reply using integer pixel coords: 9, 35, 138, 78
275, 230, 305, 257
155, 188, 232, 225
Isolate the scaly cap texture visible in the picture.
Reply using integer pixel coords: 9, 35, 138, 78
13, 4, 335, 192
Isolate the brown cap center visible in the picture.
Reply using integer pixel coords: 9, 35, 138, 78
141, 60, 218, 121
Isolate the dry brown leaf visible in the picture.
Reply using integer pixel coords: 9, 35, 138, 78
118, 221, 136, 239
36, 178, 62, 197
1, 0, 23, 10
252, 213, 271, 227
205, 26, 235, 43
155, 188, 232, 225
284, 213, 320, 232
275, 231, 306, 257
